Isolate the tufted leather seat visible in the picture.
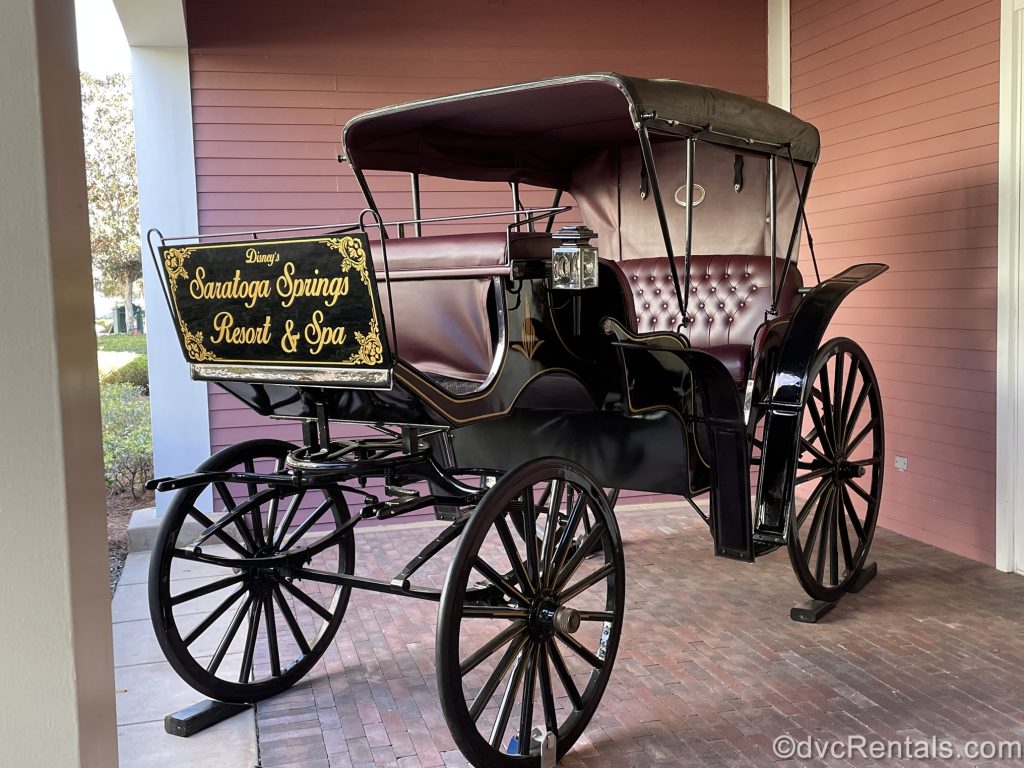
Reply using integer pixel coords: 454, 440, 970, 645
606, 254, 803, 384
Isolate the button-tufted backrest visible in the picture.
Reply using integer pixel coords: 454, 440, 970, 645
608, 254, 803, 347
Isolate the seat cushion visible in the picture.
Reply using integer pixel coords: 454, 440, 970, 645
606, 253, 803, 383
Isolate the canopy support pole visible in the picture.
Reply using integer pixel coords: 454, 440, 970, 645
353, 166, 387, 239
637, 125, 689, 330
769, 154, 778, 316
411, 173, 422, 237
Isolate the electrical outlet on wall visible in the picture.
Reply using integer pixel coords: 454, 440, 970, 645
894, 455, 908, 471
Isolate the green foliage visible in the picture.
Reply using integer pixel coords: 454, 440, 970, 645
101, 355, 149, 393
97, 333, 147, 354
100, 384, 153, 498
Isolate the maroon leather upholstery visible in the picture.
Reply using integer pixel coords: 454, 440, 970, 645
607, 254, 803, 383
372, 232, 557, 383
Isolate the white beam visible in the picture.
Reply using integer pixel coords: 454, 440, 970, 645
0, 0, 117, 764
767, 0, 791, 111
112, 0, 186, 46
996, 0, 1024, 573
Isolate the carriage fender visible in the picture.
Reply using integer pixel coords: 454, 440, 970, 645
603, 318, 754, 562
755, 263, 888, 540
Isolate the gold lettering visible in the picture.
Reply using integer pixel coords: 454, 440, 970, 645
303, 310, 346, 355
281, 319, 299, 354
245, 247, 280, 265
210, 311, 272, 345
188, 266, 271, 309
277, 262, 349, 308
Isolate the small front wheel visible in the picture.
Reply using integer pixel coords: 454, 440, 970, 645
149, 439, 355, 703
437, 458, 624, 767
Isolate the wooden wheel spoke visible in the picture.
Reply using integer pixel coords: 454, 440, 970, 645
844, 417, 879, 457
832, 352, 845, 440
540, 480, 564, 588
280, 498, 334, 552
806, 395, 835, 458
551, 522, 606, 594
817, 366, 837, 453
469, 634, 529, 722
522, 492, 541, 584
842, 486, 870, 540
828, 492, 840, 586
515, 646, 538, 755
212, 483, 258, 553
839, 356, 860, 444
273, 490, 305, 550
266, 457, 286, 541
842, 381, 871, 450
187, 507, 252, 558
577, 610, 615, 622
558, 562, 615, 604
495, 515, 533, 595
489, 647, 528, 748
796, 477, 830, 528
547, 637, 583, 710
171, 573, 245, 606
460, 621, 526, 677
800, 436, 830, 464
182, 584, 247, 647
801, 484, 832, 559
273, 584, 311, 656
239, 597, 262, 683
549, 494, 586, 581
796, 466, 832, 485
278, 577, 333, 622
813, 492, 833, 584
472, 557, 529, 607
538, 644, 559, 736
262, 593, 282, 677
462, 606, 530, 620
207, 592, 253, 675
837, 495, 855, 572
846, 478, 876, 506
556, 630, 603, 670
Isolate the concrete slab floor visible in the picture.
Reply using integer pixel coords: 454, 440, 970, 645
112, 551, 257, 768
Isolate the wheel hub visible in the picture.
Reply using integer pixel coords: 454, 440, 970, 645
531, 590, 580, 638
835, 459, 865, 480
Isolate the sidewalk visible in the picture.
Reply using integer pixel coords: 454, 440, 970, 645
112, 549, 257, 768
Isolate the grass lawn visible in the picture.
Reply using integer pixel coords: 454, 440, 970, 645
97, 333, 147, 354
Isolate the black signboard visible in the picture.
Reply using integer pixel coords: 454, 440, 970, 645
158, 233, 392, 387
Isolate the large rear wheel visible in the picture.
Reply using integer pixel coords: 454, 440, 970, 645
787, 339, 884, 602
437, 458, 624, 767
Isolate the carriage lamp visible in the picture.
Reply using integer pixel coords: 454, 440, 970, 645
550, 226, 599, 290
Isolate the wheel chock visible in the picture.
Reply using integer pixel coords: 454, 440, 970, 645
164, 699, 251, 737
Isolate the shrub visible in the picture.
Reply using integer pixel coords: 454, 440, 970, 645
100, 383, 153, 498
102, 354, 149, 394
97, 333, 147, 354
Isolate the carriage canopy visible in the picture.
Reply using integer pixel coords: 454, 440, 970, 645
342, 73, 821, 189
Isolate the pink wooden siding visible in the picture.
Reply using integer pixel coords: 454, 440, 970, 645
790, 0, 999, 563
187, 0, 768, 508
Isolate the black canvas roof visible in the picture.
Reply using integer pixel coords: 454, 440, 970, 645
342, 73, 820, 188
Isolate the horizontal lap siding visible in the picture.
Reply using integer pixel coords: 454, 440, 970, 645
188, 0, 767, 509
791, 0, 998, 563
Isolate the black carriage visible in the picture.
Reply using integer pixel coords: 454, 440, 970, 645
147, 73, 886, 766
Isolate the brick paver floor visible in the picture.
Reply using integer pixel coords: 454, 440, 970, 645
254, 506, 1024, 768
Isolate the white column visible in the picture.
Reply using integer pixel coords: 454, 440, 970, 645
767, 0, 791, 111
132, 46, 211, 513
0, 1, 118, 765
996, 0, 1024, 573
